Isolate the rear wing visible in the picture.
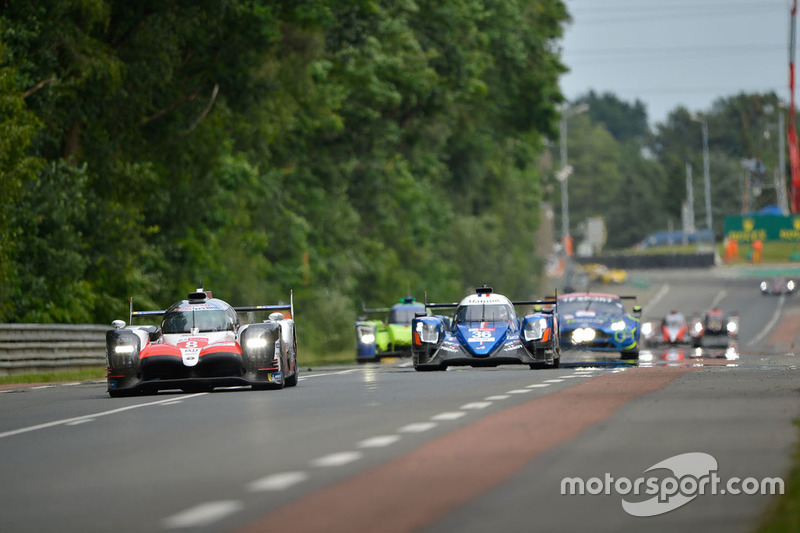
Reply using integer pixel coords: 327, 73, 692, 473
362, 301, 391, 314
128, 290, 295, 324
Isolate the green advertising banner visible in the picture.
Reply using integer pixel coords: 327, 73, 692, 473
724, 215, 800, 243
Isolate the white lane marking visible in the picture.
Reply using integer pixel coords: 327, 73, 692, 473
749, 293, 786, 347
648, 283, 670, 308
398, 362, 413, 368
298, 369, 359, 380
526, 384, 551, 388
0, 393, 208, 440
560, 375, 580, 378
161, 401, 183, 406
507, 389, 531, 394
358, 435, 401, 448
431, 412, 466, 421
311, 451, 363, 467
65, 419, 94, 426
543, 379, 564, 383
162, 500, 243, 529
710, 289, 727, 308
485, 395, 511, 400
460, 402, 492, 410
398, 422, 437, 433
247, 472, 309, 492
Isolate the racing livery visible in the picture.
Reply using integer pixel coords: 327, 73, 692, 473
411, 286, 560, 371
558, 293, 641, 359
355, 297, 425, 362
106, 288, 298, 396
689, 307, 738, 348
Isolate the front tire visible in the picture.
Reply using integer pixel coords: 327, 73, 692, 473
414, 363, 446, 372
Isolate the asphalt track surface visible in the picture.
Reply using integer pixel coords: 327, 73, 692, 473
1, 267, 799, 533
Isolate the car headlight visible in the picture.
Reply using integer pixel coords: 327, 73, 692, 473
571, 328, 596, 344
610, 321, 626, 331
693, 322, 703, 333
760, 281, 768, 291
357, 325, 377, 345
524, 318, 548, 342
416, 322, 439, 343
246, 337, 268, 349
114, 344, 136, 354
641, 323, 652, 336
788, 280, 796, 290
726, 321, 738, 333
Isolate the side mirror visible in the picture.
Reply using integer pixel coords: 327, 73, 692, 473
633, 306, 642, 315
268, 312, 285, 322
533, 305, 542, 312
112, 319, 126, 329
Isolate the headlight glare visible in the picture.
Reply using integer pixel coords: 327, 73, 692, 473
610, 321, 625, 331
114, 345, 135, 354
246, 337, 268, 349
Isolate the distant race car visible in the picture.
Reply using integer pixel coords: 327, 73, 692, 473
642, 310, 691, 346
558, 293, 641, 359
355, 297, 425, 362
689, 307, 738, 348
106, 287, 298, 396
411, 286, 560, 371
760, 277, 796, 295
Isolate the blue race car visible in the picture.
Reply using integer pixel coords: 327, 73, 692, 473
558, 292, 641, 359
411, 286, 560, 371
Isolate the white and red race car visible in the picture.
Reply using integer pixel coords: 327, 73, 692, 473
641, 310, 691, 346
105, 287, 298, 396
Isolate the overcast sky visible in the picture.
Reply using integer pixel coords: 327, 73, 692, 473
559, 0, 791, 126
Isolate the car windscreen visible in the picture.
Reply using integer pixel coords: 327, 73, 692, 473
665, 315, 685, 328
455, 304, 513, 323
388, 307, 423, 325
162, 309, 235, 334
559, 298, 624, 316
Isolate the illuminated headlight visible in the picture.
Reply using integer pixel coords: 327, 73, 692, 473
246, 337, 268, 349
760, 281, 768, 291
641, 323, 652, 336
357, 325, 377, 345
114, 345, 136, 354
726, 321, 738, 333
610, 321, 626, 332
571, 328, 596, 344
417, 322, 439, 343
524, 318, 548, 342
693, 322, 703, 333
789, 280, 796, 290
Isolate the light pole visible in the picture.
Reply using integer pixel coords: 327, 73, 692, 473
557, 103, 589, 254
691, 114, 713, 238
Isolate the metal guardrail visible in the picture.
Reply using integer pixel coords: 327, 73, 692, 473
0, 324, 108, 375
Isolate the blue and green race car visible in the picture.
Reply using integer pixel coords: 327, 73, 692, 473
558, 292, 641, 359
355, 297, 425, 362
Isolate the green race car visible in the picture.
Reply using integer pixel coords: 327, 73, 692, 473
355, 297, 425, 362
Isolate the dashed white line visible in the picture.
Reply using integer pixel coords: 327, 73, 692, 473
749, 293, 786, 347
506, 389, 532, 394
0, 393, 209, 440
298, 369, 359, 380
358, 435, 401, 448
398, 422, 437, 433
162, 500, 244, 529
544, 379, 564, 383
65, 419, 94, 426
247, 472, 309, 492
460, 402, 492, 410
311, 451, 363, 467
649, 283, 670, 308
431, 411, 466, 421
526, 384, 551, 388
485, 395, 511, 400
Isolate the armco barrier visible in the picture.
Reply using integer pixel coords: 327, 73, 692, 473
575, 252, 716, 270
0, 324, 108, 375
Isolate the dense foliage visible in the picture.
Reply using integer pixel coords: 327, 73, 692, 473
0, 0, 569, 354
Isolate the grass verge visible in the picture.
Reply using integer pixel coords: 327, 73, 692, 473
756, 419, 800, 532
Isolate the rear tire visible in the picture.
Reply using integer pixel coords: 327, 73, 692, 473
414, 364, 446, 372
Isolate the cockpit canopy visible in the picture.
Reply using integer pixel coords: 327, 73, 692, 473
161, 299, 239, 334
455, 303, 514, 324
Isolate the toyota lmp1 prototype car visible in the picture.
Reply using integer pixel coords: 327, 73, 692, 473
558, 293, 641, 359
641, 310, 691, 346
355, 297, 425, 362
411, 286, 560, 371
105, 288, 298, 397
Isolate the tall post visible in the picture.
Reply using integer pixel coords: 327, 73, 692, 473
700, 118, 713, 235
685, 161, 695, 232
559, 113, 569, 251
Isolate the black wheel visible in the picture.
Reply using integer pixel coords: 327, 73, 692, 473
108, 388, 136, 398
285, 354, 299, 387
620, 350, 639, 360
551, 356, 561, 369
